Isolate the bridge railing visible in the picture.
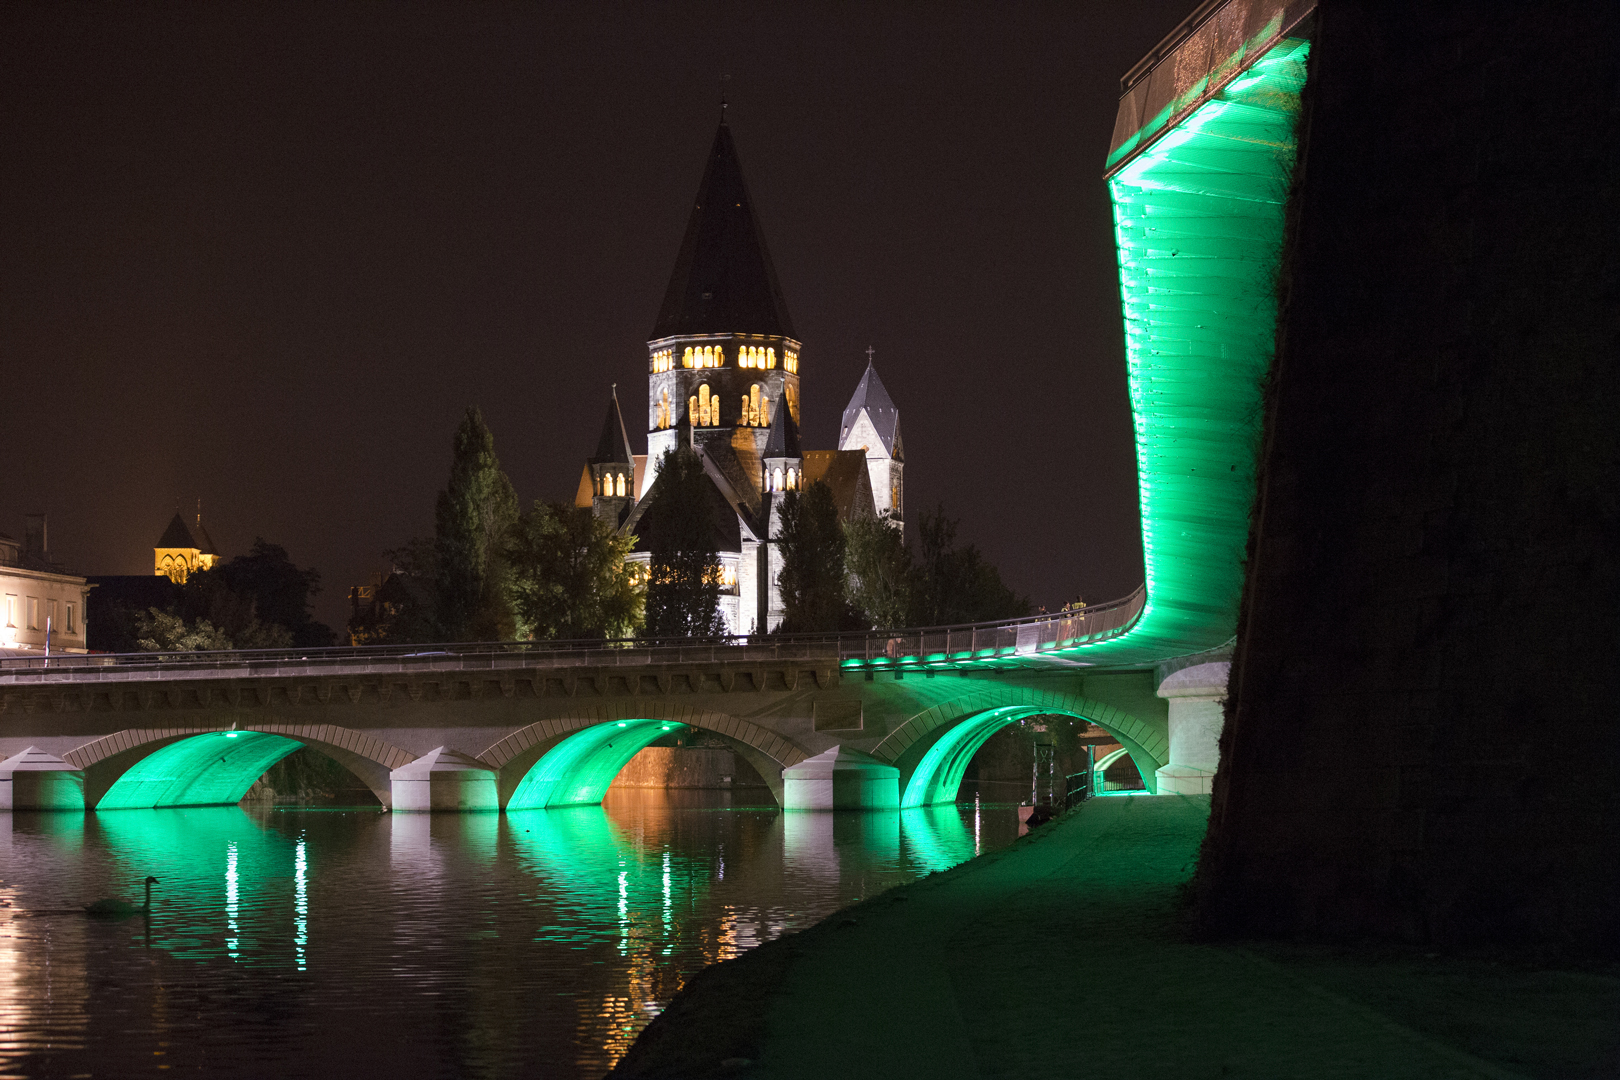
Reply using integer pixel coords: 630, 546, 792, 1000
0, 586, 1144, 682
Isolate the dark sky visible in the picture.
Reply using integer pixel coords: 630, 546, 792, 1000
1, 1, 1191, 632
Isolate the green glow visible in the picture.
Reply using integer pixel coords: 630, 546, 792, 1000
1047, 37, 1311, 667
902, 706, 1152, 808
97, 731, 302, 810
506, 721, 689, 810
899, 806, 974, 872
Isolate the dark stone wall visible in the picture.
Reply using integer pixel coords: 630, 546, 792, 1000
1196, 1, 1619, 955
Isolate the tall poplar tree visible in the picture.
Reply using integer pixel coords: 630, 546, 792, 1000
433, 407, 519, 641
776, 480, 859, 633
642, 447, 727, 638
844, 510, 912, 630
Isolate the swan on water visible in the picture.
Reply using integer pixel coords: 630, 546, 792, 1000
85, 876, 159, 917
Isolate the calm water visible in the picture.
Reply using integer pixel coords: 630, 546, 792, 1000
0, 792, 1020, 1079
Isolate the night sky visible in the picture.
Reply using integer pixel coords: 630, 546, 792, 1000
2, 1, 1191, 631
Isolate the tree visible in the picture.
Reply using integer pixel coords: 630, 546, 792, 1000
844, 510, 912, 630
134, 608, 240, 652
432, 407, 519, 641
906, 505, 1030, 625
776, 481, 860, 633
506, 501, 643, 640
184, 539, 335, 647
642, 447, 728, 638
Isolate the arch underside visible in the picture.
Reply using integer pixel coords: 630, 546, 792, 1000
96, 730, 304, 809
507, 719, 690, 810
901, 706, 1155, 809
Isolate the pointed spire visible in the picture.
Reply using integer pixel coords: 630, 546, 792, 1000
591, 385, 635, 466
763, 395, 802, 458
157, 511, 199, 550
651, 123, 794, 340
840, 356, 900, 456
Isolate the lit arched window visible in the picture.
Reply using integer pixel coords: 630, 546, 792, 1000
750, 384, 762, 425
698, 384, 712, 426
683, 347, 694, 368
787, 467, 797, 490
767, 348, 776, 369
772, 467, 783, 491
615, 473, 626, 497
689, 394, 698, 425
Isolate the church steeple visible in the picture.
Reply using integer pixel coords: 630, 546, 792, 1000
839, 352, 904, 524
652, 121, 794, 340
762, 394, 802, 494
645, 120, 804, 499
589, 387, 637, 522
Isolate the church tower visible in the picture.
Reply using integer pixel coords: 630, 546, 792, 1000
588, 387, 637, 525
839, 356, 904, 525
645, 117, 801, 498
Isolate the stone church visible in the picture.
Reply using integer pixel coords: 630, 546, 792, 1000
574, 118, 904, 635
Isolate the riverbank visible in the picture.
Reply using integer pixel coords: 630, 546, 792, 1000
612, 795, 1617, 1079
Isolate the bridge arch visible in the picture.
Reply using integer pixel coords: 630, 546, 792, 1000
871, 687, 1167, 807
66, 724, 414, 809
480, 706, 808, 810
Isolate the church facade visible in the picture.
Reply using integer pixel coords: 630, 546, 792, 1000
575, 119, 904, 635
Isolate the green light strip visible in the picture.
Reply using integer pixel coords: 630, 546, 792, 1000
1047, 36, 1311, 668
506, 720, 689, 810
97, 731, 302, 809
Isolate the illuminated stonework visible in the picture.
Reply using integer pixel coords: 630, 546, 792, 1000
154, 511, 219, 584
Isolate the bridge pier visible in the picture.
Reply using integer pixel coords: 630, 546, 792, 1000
0, 747, 85, 810
1154, 663, 1229, 795
390, 747, 499, 812
783, 746, 899, 810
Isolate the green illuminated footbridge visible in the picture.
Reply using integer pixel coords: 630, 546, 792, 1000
0, 2, 1312, 812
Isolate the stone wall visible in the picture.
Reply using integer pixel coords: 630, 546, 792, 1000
610, 746, 769, 790
1196, 1, 1619, 955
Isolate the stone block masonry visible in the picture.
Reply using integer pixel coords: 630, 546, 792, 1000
1196, 1, 1620, 956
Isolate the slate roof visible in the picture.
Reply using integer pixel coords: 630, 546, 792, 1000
623, 461, 744, 554
591, 390, 635, 466
802, 450, 876, 523
155, 512, 219, 555
840, 361, 902, 457
763, 397, 802, 458
650, 122, 795, 340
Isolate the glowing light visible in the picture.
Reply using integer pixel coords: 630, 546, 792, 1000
98, 731, 303, 809
506, 720, 691, 809
225, 840, 240, 959
294, 835, 308, 971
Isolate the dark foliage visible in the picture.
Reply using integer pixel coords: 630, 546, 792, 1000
432, 406, 519, 641
905, 505, 1030, 626
506, 501, 643, 640
843, 511, 912, 631
643, 448, 728, 638
775, 481, 861, 633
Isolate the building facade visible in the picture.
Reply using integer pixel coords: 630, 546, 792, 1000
0, 516, 91, 655
577, 119, 905, 635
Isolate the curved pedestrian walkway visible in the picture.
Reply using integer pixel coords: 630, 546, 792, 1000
613, 796, 1616, 1079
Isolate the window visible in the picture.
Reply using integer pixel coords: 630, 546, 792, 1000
786, 467, 797, 491
767, 348, 777, 369
651, 348, 673, 373
48, 599, 58, 630
66, 602, 76, 634
4, 595, 14, 627
615, 473, 626, 497
772, 467, 783, 492
27, 597, 39, 630
697, 384, 715, 426
784, 350, 798, 373
656, 388, 672, 429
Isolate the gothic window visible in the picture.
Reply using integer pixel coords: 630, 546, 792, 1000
772, 467, 783, 492
683, 347, 694, 368
751, 384, 762, 425
689, 394, 698, 426
615, 473, 626, 497
786, 467, 797, 491
656, 388, 672, 429
698, 384, 713, 426
767, 347, 777, 369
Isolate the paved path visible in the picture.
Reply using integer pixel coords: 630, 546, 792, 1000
616, 796, 1616, 1079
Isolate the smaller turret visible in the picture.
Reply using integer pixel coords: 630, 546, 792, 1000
589, 388, 637, 525
762, 394, 803, 495
839, 353, 904, 525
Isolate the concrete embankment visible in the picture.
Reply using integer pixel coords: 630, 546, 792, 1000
613, 795, 1616, 1079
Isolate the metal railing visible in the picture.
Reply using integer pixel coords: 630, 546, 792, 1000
0, 585, 1144, 684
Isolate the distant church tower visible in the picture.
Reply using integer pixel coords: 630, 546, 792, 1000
589, 387, 637, 526
154, 509, 219, 584
839, 353, 904, 525
644, 117, 801, 490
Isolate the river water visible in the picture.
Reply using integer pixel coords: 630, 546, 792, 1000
0, 792, 1021, 1079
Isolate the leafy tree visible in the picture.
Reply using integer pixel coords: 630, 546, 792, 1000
775, 481, 861, 633
506, 501, 643, 640
906, 505, 1030, 626
134, 608, 241, 652
642, 448, 728, 638
432, 407, 519, 641
844, 510, 912, 630
183, 539, 335, 648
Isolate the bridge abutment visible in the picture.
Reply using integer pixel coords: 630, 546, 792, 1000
1154, 662, 1229, 796
390, 747, 499, 812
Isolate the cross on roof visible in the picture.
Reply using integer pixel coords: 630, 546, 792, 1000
866, 345, 874, 363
